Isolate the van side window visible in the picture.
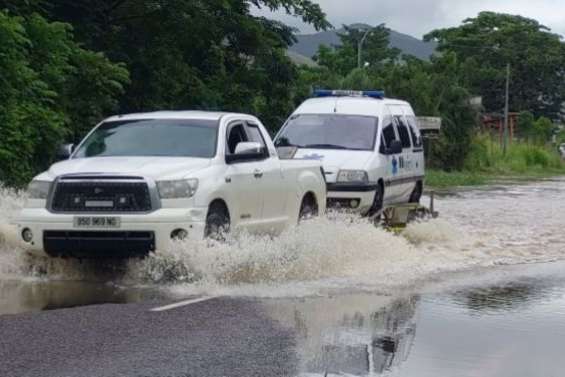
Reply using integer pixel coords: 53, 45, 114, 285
381, 117, 397, 152
394, 116, 412, 148
407, 116, 423, 148
226, 123, 248, 154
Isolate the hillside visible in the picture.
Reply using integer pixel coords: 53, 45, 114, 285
289, 25, 437, 61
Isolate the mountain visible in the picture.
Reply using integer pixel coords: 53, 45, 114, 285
289, 25, 437, 61
286, 50, 318, 67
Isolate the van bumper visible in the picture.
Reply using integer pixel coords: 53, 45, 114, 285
14, 208, 207, 258
326, 183, 377, 213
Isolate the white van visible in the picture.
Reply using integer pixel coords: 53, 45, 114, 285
275, 90, 425, 216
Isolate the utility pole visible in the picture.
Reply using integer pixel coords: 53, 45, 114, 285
357, 28, 373, 69
503, 63, 510, 155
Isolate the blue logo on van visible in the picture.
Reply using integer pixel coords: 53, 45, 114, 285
302, 153, 325, 160
392, 156, 399, 175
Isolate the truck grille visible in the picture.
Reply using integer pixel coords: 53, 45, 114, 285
51, 180, 152, 213
43, 231, 155, 258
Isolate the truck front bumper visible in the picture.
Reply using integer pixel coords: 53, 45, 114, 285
326, 183, 378, 214
14, 207, 207, 258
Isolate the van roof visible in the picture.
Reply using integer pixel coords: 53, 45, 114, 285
293, 96, 411, 117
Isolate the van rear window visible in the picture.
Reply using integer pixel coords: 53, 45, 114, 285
275, 114, 378, 151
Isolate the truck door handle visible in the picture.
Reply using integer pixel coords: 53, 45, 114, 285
253, 169, 263, 179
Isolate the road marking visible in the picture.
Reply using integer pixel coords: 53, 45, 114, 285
150, 296, 219, 312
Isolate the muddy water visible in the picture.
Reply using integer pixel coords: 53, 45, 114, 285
1, 178, 565, 375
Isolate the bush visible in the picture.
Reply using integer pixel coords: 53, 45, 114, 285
464, 133, 564, 174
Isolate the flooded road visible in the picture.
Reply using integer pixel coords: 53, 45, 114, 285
1, 178, 565, 376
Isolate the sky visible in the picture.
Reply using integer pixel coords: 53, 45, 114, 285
253, 0, 565, 39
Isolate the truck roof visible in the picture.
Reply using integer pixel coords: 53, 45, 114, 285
104, 110, 250, 123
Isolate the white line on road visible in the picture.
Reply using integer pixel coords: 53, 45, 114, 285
150, 296, 219, 312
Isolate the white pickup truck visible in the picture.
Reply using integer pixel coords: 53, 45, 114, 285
15, 111, 327, 258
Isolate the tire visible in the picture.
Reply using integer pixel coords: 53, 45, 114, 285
298, 194, 318, 222
409, 182, 423, 204
367, 182, 384, 218
205, 202, 230, 240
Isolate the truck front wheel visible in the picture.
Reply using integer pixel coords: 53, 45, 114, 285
205, 201, 230, 240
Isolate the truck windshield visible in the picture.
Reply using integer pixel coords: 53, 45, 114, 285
74, 119, 218, 158
275, 114, 378, 151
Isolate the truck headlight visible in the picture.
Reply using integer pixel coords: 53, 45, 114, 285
337, 170, 369, 183
157, 179, 199, 199
27, 180, 52, 199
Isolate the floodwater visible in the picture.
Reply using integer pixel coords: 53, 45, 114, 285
1, 178, 565, 376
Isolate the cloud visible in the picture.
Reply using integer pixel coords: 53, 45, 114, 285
253, 0, 565, 38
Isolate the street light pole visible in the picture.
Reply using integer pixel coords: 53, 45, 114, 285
503, 63, 510, 155
357, 28, 373, 69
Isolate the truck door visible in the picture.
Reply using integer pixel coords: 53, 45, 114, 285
245, 121, 287, 230
225, 121, 265, 230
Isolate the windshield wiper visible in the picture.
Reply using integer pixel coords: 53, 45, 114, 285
304, 144, 349, 150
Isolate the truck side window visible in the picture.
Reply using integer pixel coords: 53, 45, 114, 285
226, 123, 248, 154
394, 116, 412, 149
245, 123, 270, 157
407, 116, 423, 148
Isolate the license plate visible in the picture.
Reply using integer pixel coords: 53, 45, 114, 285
74, 216, 121, 228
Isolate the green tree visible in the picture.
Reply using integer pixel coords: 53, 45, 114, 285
382, 53, 477, 170
33, 0, 329, 132
517, 111, 535, 140
425, 12, 565, 119
0, 11, 128, 186
533, 117, 554, 144
315, 24, 400, 76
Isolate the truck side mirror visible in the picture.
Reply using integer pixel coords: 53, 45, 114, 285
386, 140, 403, 155
234, 142, 262, 155
226, 142, 266, 164
56, 143, 75, 160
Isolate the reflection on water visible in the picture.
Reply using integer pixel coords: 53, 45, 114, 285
264, 294, 418, 376
0, 280, 160, 315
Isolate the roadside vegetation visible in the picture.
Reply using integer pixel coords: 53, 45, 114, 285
427, 134, 565, 188
0, 2, 564, 188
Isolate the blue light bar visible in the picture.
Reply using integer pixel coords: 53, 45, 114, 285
312, 89, 385, 99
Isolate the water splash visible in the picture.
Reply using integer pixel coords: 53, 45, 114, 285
2, 179, 565, 297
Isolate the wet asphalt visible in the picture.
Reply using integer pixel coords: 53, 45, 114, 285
0, 297, 297, 377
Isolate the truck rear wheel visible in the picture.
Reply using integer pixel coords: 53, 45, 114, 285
299, 194, 318, 222
205, 202, 230, 240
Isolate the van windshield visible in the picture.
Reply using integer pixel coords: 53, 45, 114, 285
275, 114, 378, 151
74, 119, 218, 158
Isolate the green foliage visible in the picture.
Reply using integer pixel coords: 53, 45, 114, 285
314, 24, 400, 75
382, 53, 477, 170
0, 0, 328, 186
425, 11, 565, 119
426, 169, 487, 188
0, 11, 128, 186
516, 111, 555, 144
464, 133, 564, 174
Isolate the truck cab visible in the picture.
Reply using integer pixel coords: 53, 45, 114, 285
275, 90, 425, 216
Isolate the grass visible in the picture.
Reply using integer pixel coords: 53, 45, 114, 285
425, 169, 489, 188
426, 134, 565, 188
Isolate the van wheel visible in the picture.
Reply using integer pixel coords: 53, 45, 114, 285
205, 202, 230, 241
409, 182, 423, 204
299, 194, 318, 222
368, 183, 384, 218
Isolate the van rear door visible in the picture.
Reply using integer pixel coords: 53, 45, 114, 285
387, 105, 414, 201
